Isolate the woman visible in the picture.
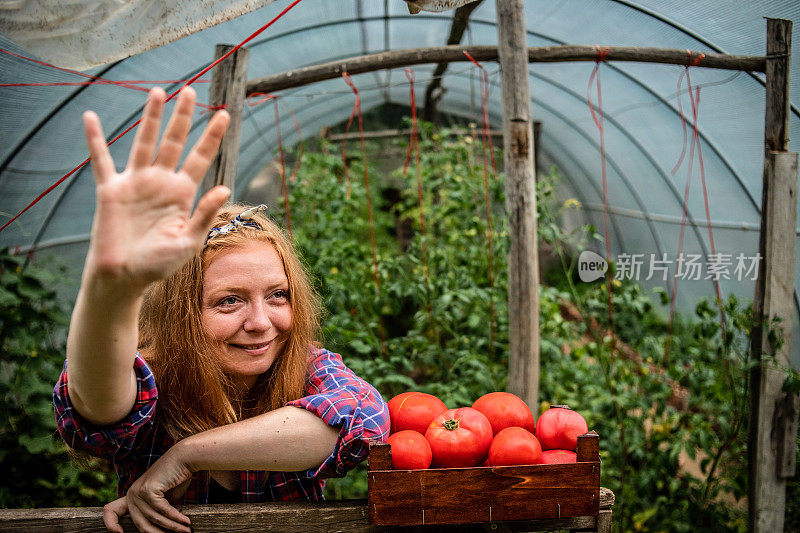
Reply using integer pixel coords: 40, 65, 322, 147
52, 86, 389, 533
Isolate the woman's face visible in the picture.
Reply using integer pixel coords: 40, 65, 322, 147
201, 240, 292, 391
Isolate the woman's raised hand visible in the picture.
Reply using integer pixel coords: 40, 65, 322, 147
83, 86, 230, 290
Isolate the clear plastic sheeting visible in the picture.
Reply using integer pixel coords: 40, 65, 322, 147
0, 0, 277, 70
0, 0, 798, 364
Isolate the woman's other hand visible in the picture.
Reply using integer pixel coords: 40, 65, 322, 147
102, 497, 129, 533
106, 447, 194, 532
84, 86, 231, 291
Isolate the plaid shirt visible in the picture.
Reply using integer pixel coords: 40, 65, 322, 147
53, 347, 389, 503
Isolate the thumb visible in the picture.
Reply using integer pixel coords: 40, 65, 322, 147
188, 185, 230, 243
102, 497, 128, 533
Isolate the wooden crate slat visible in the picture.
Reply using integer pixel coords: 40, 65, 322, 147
369, 462, 600, 526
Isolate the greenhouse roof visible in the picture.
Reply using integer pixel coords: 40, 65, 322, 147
0, 0, 798, 365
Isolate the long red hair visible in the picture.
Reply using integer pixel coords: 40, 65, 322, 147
138, 204, 320, 440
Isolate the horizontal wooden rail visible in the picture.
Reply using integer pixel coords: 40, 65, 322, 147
247, 44, 766, 95
0, 489, 614, 532
323, 127, 504, 142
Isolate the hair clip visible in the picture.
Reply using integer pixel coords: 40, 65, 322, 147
204, 204, 268, 246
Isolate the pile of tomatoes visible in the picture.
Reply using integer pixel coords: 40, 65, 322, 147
386, 391, 589, 470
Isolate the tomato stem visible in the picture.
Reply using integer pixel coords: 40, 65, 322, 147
442, 419, 460, 430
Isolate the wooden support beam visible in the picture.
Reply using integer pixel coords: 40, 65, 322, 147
749, 17, 798, 533
322, 127, 503, 142
496, 0, 539, 409
246, 45, 765, 96
764, 20, 793, 152
201, 44, 250, 196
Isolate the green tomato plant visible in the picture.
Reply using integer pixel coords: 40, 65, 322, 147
276, 127, 793, 531
0, 248, 116, 507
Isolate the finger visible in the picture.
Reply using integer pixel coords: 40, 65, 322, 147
128, 87, 166, 170
179, 109, 230, 183
153, 87, 196, 171
83, 111, 116, 185
102, 497, 128, 533
188, 185, 230, 243
128, 503, 169, 533
136, 496, 192, 532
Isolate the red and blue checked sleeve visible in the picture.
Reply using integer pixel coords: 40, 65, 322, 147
285, 347, 390, 479
52, 352, 158, 460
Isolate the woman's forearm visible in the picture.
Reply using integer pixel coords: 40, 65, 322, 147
65, 270, 142, 426
173, 406, 340, 473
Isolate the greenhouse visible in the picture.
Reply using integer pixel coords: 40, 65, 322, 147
0, 1, 798, 531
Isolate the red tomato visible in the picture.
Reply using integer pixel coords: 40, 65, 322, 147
387, 392, 447, 435
541, 449, 577, 464
387, 430, 432, 470
471, 392, 536, 435
487, 427, 543, 466
535, 405, 589, 451
424, 407, 493, 468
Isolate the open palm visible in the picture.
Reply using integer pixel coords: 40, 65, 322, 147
84, 87, 230, 288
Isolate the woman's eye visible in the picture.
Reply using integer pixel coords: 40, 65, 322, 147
273, 290, 290, 302
218, 296, 238, 306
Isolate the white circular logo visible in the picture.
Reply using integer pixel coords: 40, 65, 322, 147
578, 251, 607, 282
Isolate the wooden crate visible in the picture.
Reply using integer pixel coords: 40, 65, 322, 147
368, 431, 601, 526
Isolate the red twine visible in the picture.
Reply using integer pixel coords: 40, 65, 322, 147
587, 48, 615, 342
341, 73, 379, 292
595, 45, 611, 63
402, 69, 433, 326
0, 0, 305, 235
272, 98, 291, 236
0, 48, 219, 109
463, 51, 497, 354
664, 65, 724, 363
0, 79, 211, 88
247, 92, 307, 235
341, 72, 387, 357
462, 51, 496, 175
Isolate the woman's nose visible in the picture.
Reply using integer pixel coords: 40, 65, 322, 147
243, 301, 272, 332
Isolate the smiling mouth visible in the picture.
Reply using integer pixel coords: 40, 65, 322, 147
230, 341, 272, 350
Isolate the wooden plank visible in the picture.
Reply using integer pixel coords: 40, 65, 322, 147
200, 44, 249, 196
749, 18, 797, 533
496, 0, 540, 409
246, 45, 765, 96
0, 500, 373, 533
369, 462, 600, 526
0, 489, 614, 532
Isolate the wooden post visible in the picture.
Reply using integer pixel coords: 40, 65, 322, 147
495, 0, 540, 409
201, 44, 249, 196
533, 120, 541, 175
748, 18, 799, 533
